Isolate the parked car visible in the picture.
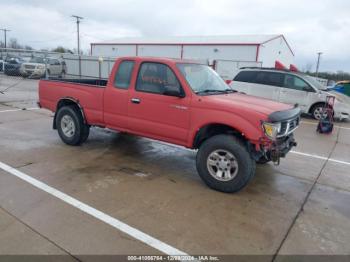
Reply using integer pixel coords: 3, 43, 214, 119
230, 68, 350, 120
39, 56, 301, 193
330, 81, 350, 97
0, 58, 4, 72
4, 57, 26, 76
21, 57, 66, 78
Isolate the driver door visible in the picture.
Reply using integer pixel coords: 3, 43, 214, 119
279, 74, 314, 111
128, 62, 191, 145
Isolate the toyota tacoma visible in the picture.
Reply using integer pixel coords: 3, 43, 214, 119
38, 57, 300, 193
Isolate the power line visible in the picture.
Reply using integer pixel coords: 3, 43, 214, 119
0, 28, 11, 48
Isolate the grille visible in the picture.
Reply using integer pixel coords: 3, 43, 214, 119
25, 65, 36, 69
277, 116, 300, 137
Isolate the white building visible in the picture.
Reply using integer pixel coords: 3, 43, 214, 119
90, 35, 295, 80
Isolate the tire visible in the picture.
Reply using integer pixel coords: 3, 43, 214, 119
311, 103, 327, 120
196, 134, 256, 193
56, 105, 90, 146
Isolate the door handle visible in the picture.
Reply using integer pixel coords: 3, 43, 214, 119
131, 98, 141, 104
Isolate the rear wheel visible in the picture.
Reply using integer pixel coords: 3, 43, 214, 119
196, 134, 255, 193
56, 105, 90, 146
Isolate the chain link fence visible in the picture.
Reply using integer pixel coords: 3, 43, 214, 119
0, 48, 115, 78
0, 48, 116, 101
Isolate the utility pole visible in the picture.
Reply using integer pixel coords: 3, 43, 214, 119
315, 52, 322, 77
72, 15, 83, 77
0, 28, 11, 48
71, 15, 83, 55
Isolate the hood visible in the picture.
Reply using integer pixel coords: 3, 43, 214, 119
22, 62, 44, 67
200, 92, 293, 118
317, 88, 350, 104
327, 90, 350, 104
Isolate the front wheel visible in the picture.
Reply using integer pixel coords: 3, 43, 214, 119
56, 105, 90, 146
196, 135, 256, 193
311, 104, 327, 120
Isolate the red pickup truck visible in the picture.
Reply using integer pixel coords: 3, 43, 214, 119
39, 57, 300, 193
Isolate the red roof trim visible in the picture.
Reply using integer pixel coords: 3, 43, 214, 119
261, 34, 294, 56
91, 42, 260, 46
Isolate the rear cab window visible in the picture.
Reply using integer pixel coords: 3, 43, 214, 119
114, 60, 135, 89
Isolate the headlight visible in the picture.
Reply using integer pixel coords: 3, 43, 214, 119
37, 65, 45, 69
262, 122, 281, 140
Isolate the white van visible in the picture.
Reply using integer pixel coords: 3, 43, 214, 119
230, 68, 350, 120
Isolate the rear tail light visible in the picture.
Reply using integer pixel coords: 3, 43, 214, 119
225, 80, 232, 85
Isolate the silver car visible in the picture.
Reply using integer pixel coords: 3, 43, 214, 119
231, 68, 350, 120
20, 57, 66, 78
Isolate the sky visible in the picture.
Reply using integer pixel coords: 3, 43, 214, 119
0, 0, 349, 72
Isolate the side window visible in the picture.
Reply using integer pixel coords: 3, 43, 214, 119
114, 60, 135, 89
234, 71, 257, 83
255, 72, 283, 87
136, 62, 180, 94
266, 72, 284, 87
284, 75, 310, 91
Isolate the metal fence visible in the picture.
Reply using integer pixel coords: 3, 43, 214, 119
0, 47, 331, 91
0, 47, 116, 80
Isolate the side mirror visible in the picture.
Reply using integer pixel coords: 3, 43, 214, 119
163, 85, 185, 98
303, 86, 314, 92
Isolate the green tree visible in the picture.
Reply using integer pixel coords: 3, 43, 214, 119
52, 46, 73, 53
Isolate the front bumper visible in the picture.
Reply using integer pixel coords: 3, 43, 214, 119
21, 69, 45, 77
252, 134, 297, 164
334, 103, 350, 120
270, 134, 297, 162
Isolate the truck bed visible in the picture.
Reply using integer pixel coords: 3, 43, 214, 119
39, 78, 106, 126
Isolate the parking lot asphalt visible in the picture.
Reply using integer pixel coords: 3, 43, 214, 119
0, 76, 350, 260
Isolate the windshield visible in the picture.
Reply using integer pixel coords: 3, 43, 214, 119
29, 57, 45, 64
177, 63, 233, 94
304, 75, 327, 90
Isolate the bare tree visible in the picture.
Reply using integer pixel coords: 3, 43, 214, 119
8, 38, 22, 49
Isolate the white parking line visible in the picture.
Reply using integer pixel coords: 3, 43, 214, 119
301, 120, 350, 130
151, 138, 350, 166
0, 161, 188, 256
0, 108, 40, 113
291, 150, 350, 166
290, 150, 328, 161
